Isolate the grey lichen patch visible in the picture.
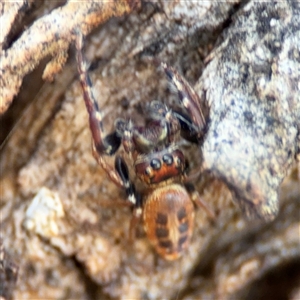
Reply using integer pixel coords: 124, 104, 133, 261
199, 1, 300, 221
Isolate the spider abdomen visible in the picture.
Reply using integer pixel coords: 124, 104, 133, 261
143, 184, 195, 260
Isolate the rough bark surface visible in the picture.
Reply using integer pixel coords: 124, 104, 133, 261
0, 1, 299, 300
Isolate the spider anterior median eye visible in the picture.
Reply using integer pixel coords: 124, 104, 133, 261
150, 159, 161, 170
162, 154, 173, 165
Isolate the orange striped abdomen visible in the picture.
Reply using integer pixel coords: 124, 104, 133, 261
143, 184, 195, 260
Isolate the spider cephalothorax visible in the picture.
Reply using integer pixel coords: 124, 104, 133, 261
76, 34, 214, 260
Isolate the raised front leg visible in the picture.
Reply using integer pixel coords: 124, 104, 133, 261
160, 62, 207, 141
76, 33, 123, 187
76, 33, 121, 156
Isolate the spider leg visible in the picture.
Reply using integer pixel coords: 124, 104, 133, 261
115, 156, 143, 240
76, 33, 121, 156
76, 34, 124, 187
172, 110, 200, 144
160, 62, 206, 141
185, 183, 216, 220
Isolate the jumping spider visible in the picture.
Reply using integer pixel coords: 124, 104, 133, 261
76, 35, 214, 260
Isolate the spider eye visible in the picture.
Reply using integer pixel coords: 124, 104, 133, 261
150, 158, 161, 170
162, 154, 173, 165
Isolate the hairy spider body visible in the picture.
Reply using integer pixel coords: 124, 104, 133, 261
143, 184, 194, 260
135, 147, 185, 185
76, 34, 214, 260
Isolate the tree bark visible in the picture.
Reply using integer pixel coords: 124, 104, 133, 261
0, 1, 299, 299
